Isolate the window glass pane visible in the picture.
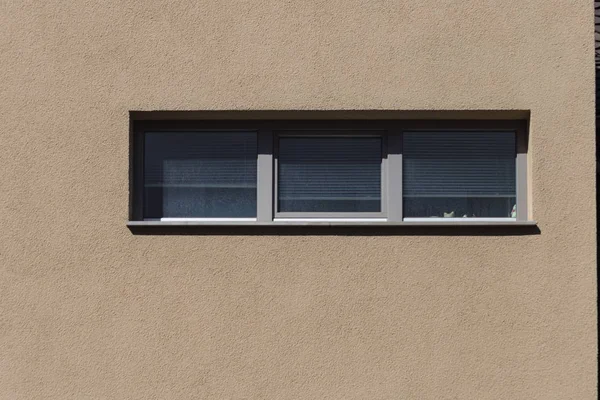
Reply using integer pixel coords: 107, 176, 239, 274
278, 136, 382, 213
403, 131, 516, 218
144, 132, 257, 218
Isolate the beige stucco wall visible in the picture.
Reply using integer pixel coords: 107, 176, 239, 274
0, 1, 596, 399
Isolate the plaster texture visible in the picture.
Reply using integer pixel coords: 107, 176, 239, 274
0, 1, 596, 399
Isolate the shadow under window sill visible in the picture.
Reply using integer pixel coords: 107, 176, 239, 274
127, 220, 539, 236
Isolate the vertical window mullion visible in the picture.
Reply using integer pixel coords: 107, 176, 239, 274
387, 130, 403, 222
516, 125, 528, 221
257, 129, 274, 222
380, 134, 388, 217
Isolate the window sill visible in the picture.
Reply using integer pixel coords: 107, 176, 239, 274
128, 220, 537, 227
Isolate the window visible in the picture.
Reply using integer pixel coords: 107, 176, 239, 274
276, 135, 383, 215
403, 131, 516, 220
132, 120, 528, 224
142, 131, 257, 219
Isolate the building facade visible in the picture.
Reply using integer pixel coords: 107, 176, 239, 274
1, 1, 596, 399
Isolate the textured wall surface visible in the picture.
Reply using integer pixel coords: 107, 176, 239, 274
0, 1, 596, 399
